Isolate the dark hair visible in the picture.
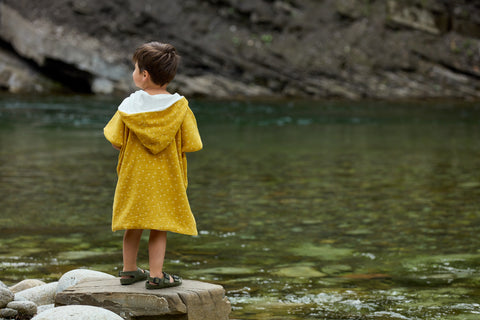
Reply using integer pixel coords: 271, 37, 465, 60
132, 42, 180, 86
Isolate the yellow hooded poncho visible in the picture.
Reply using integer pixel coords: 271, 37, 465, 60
104, 91, 202, 235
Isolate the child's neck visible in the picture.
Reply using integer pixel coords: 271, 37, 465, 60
142, 83, 170, 95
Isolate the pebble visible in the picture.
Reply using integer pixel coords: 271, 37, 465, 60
7, 300, 37, 317
32, 305, 123, 320
0, 308, 17, 318
0, 287, 14, 308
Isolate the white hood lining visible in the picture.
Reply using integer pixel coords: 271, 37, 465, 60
118, 91, 183, 114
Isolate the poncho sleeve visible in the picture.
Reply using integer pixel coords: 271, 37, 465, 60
104, 111, 125, 149
182, 108, 203, 153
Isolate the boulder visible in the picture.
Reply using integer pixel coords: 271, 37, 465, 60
0, 287, 14, 308
15, 282, 58, 306
9, 279, 47, 294
56, 269, 115, 293
31, 305, 123, 320
55, 278, 231, 320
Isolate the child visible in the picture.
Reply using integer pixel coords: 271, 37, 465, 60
104, 42, 203, 289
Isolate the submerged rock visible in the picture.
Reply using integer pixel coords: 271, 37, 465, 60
273, 266, 327, 278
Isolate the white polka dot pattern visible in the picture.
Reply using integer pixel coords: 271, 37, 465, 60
104, 97, 202, 235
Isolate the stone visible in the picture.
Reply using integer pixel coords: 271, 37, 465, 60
37, 304, 55, 315
386, 0, 441, 34
9, 279, 47, 294
15, 282, 58, 306
0, 307, 18, 318
273, 266, 327, 278
31, 305, 123, 320
0, 287, 14, 308
57, 269, 116, 293
55, 278, 231, 320
7, 300, 37, 317
0, 280, 8, 290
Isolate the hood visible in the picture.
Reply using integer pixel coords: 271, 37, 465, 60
118, 91, 188, 154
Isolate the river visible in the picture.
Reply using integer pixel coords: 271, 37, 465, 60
0, 94, 480, 319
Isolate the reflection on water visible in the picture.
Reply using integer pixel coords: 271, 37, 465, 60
1, 94, 480, 319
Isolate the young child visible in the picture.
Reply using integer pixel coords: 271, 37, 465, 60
104, 42, 203, 289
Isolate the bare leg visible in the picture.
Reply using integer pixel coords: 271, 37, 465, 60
123, 229, 143, 272
149, 230, 173, 283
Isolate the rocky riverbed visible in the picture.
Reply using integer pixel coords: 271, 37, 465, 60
0, 0, 479, 99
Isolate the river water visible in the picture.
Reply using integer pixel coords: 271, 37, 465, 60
0, 94, 480, 319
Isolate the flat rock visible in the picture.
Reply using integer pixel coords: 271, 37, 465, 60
55, 278, 231, 320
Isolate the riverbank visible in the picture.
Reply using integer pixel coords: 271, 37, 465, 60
0, 0, 479, 99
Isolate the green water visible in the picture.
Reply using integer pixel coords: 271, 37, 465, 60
1, 94, 480, 319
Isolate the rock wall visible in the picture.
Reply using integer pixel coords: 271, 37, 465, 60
0, 0, 479, 99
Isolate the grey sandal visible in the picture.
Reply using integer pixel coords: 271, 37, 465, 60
145, 272, 182, 289
119, 267, 149, 285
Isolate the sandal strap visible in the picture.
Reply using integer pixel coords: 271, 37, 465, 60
148, 272, 181, 284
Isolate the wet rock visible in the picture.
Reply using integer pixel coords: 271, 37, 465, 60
31, 305, 123, 320
322, 264, 353, 275
7, 300, 37, 317
290, 243, 354, 260
15, 282, 58, 306
0, 287, 14, 308
56, 269, 115, 293
9, 279, 47, 294
198, 266, 257, 276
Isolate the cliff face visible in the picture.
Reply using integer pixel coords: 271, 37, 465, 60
0, 0, 479, 99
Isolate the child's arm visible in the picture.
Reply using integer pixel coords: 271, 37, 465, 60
104, 111, 125, 149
